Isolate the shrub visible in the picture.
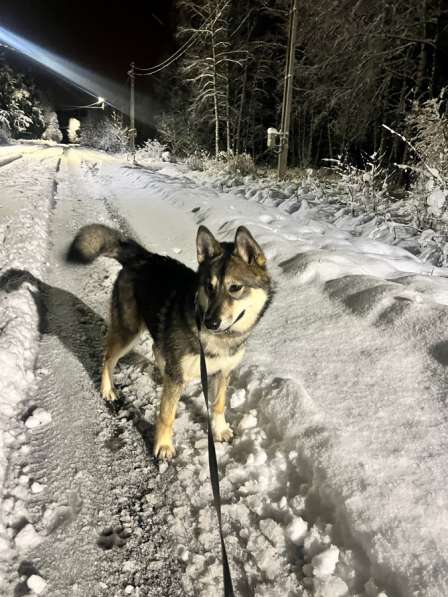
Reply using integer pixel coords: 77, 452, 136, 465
222, 152, 256, 176
136, 139, 167, 161
156, 108, 206, 157
197, 151, 257, 176
405, 92, 448, 183
323, 152, 391, 214
385, 90, 448, 229
185, 150, 208, 171
79, 111, 128, 153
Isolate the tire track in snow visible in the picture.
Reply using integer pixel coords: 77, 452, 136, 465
0, 154, 23, 168
49, 152, 63, 211
0, 145, 52, 170
0, 146, 66, 593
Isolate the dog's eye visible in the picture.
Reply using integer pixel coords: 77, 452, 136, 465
229, 284, 243, 294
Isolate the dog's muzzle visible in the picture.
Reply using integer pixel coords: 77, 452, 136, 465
207, 309, 246, 334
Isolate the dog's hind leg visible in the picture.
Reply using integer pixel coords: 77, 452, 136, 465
101, 275, 141, 401
101, 328, 139, 401
152, 344, 165, 384
154, 375, 183, 460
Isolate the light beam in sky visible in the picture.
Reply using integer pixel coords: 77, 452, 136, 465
0, 25, 125, 110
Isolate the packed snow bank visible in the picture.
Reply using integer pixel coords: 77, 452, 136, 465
85, 158, 448, 596
0, 147, 62, 574
136, 155, 444, 267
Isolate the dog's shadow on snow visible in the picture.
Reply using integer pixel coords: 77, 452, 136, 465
0, 268, 155, 457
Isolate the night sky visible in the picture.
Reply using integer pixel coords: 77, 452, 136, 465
1, 0, 176, 126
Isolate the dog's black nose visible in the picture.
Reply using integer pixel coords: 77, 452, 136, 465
204, 317, 221, 331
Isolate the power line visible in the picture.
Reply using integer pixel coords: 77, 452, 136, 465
126, 1, 229, 159
62, 99, 105, 110
133, 1, 229, 77
133, 35, 199, 77
134, 30, 201, 73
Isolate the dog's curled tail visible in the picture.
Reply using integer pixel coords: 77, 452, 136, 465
67, 224, 146, 265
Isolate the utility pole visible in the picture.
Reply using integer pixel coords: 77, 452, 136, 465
278, 0, 298, 179
128, 61, 136, 163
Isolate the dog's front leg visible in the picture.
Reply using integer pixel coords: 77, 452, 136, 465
212, 371, 233, 442
154, 375, 182, 460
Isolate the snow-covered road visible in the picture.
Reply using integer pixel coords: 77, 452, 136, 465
2, 146, 448, 597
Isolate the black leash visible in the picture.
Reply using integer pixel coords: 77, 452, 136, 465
196, 314, 235, 597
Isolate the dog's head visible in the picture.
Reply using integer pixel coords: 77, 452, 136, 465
196, 226, 272, 335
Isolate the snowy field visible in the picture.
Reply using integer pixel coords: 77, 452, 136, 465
1, 144, 448, 596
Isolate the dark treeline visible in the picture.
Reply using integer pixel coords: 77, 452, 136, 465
156, 0, 448, 168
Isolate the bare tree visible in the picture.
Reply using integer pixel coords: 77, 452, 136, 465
177, 0, 245, 155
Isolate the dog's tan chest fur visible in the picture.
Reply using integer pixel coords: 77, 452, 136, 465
180, 347, 245, 382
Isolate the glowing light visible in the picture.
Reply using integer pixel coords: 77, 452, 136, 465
0, 25, 157, 127
0, 26, 122, 109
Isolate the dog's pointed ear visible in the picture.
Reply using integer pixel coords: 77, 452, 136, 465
234, 226, 266, 268
197, 226, 222, 264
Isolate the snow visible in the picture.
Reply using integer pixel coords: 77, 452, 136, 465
27, 574, 47, 594
2, 146, 448, 595
24, 407, 52, 429
15, 524, 43, 552
30, 482, 44, 494
427, 188, 447, 218
98, 158, 448, 596
312, 545, 340, 578
286, 516, 308, 544
0, 145, 63, 583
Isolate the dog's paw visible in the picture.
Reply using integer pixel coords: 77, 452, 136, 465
154, 442, 176, 461
214, 427, 234, 442
212, 415, 234, 443
102, 386, 118, 402
154, 419, 176, 460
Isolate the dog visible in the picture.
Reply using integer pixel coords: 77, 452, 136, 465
67, 224, 273, 459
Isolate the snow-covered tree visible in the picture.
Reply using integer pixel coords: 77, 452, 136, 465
41, 111, 63, 143
79, 111, 129, 153
67, 117, 81, 144
177, 0, 244, 155
0, 58, 45, 142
